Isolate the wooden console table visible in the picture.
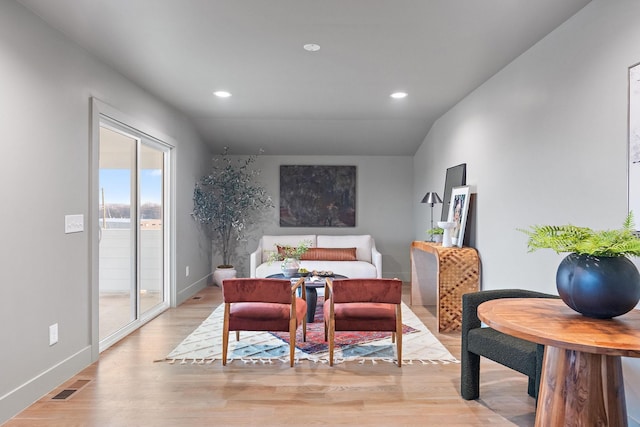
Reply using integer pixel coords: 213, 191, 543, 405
410, 241, 480, 332
479, 298, 640, 426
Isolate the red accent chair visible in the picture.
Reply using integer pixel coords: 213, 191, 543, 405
222, 278, 307, 367
323, 278, 403, 367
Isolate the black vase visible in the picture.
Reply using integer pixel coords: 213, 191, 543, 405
556, 253, 640, 319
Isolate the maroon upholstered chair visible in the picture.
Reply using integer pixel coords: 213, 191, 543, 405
323, 278, 403, 367
222, 278, 307, 367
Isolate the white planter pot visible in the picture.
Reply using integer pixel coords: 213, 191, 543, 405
213, 266, 237, 286
438, 221, 456, 248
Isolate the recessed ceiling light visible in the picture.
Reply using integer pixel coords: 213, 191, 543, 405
390, 92, 408, 99
213, 91, 232, 98
303, 43, 321, 52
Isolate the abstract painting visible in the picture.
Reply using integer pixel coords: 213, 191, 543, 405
280, 165, 356, 227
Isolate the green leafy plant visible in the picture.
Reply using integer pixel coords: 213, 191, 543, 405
192, 148, 274, 267
519, 213, 640, 258
427, 227, 444, 235
268, 240, 312, 263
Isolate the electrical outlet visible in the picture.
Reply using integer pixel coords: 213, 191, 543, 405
65, 214, 84, 234
49, 323, 58, 346
186, 266, 190, 277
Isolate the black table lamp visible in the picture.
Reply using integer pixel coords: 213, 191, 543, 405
421, 191, 443, 241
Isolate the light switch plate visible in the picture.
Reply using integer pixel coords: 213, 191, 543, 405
65, 214, 84, 234
49, 323, 58, 346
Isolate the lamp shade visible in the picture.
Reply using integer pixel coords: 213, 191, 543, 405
421, 192, 442, 205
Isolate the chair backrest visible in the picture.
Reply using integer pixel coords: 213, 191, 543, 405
462, 289, 559, 333
330, 278, 402, 304
222, 278, 293, 304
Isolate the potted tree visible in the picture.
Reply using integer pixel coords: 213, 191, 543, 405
519, 213, 640, 318
192, 148, 273, 286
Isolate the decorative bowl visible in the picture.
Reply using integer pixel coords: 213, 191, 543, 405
282, 267, 298, 278
312, 270, 334, 277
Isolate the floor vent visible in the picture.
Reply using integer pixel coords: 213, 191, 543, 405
192, 296, 202, 300
51, 379, 91, 401
52, 389, 76, 400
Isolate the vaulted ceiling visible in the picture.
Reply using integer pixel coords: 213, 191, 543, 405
19, 0, 592, 155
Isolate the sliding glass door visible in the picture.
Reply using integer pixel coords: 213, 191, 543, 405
98, 118, 169, 350
139, 144, 165, 314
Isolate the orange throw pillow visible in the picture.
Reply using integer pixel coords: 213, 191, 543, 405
300, 247, 357, 261
276, 245, 303, 259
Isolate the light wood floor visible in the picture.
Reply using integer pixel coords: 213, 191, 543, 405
5, 285, 536, 426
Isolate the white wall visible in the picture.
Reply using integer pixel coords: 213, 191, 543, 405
222, 155, 414, 281
413, 0, 640, 422
0, 1, 212, 423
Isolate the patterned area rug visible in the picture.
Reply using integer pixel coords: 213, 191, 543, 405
269, 299, 419, 353
165, 299, 458, 365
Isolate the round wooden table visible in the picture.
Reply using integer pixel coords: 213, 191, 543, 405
478, 298, 640, 427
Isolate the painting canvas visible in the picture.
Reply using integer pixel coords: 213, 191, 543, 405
280, 165, 356, 227
447, 186, 470, 247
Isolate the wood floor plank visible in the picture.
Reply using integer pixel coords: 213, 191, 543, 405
4, 285, 536, 426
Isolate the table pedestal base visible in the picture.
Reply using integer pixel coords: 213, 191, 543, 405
537, 347, 627, 427
306, 287, 317, 323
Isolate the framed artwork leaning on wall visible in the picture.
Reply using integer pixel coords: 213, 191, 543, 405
629, 61, 640, 225
448, 186, 470, 247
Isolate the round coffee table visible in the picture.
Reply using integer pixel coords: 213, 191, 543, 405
266, 273, 348, 322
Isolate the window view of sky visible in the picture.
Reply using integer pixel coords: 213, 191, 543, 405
100, 169, 162, 205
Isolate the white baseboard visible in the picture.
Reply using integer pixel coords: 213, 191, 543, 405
176, 273, 211, 306
0, 345, 92, 425
383, 271, 410, 282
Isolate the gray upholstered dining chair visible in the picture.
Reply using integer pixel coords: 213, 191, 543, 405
460, 289, 558, 400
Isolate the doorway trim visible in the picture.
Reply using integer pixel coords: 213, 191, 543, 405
90, 97, 177, 361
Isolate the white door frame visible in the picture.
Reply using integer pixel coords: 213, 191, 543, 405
90, 97, 176, 361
